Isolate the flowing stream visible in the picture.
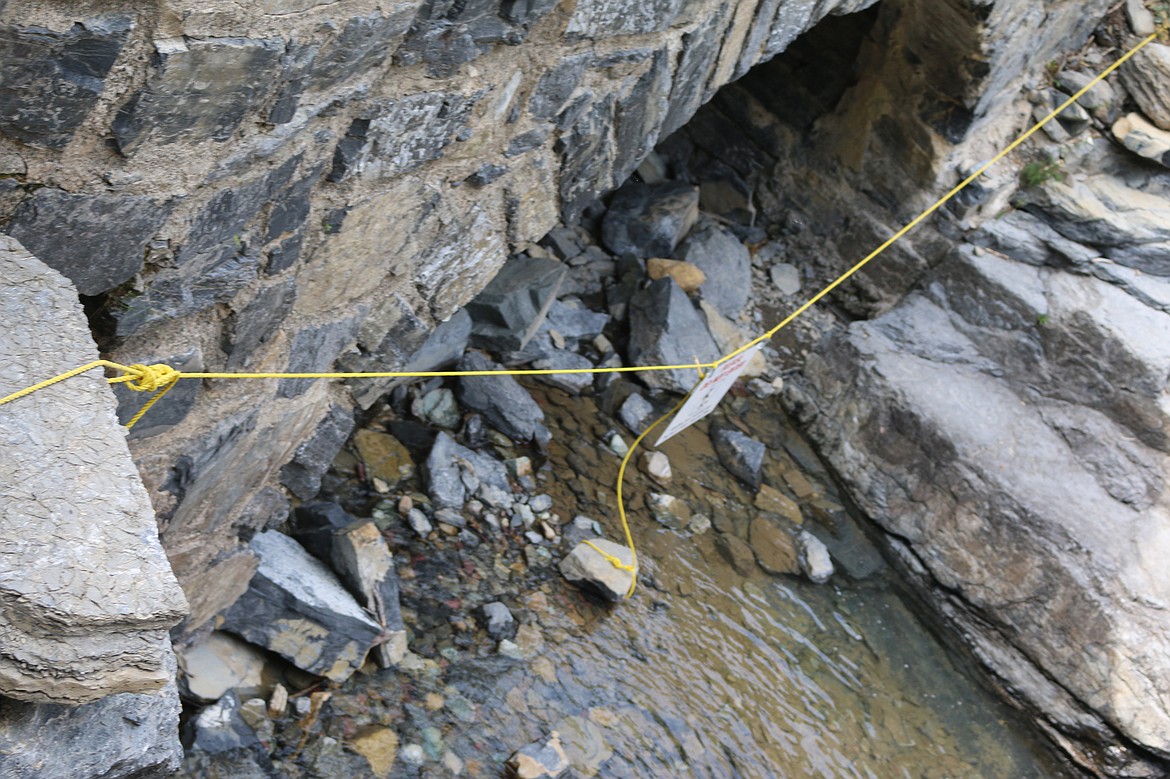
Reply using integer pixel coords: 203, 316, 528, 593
227, 382, 1076, 778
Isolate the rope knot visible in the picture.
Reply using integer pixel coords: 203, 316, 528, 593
123, 363, 179, 392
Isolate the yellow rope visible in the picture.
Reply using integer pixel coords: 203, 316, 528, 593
584, 388, 693, 598
1, 31, 1158, 590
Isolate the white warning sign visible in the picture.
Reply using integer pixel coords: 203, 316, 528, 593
655, 346, 762, 445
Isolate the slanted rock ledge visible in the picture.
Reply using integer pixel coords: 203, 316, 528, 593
0, 235, 188, 774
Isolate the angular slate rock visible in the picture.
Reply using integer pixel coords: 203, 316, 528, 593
467, 255, 567, 351
533, 350, 595, 394
627, 278, 721, 393
601, 181, 699, 257
0, 16, 133, 148
710, 425, 766, 488
220, 531, 381, 682
112, 37, 283, 155
678, 221, 753, 319
619, 392, 654, 434
1120, 41, 1170, 131
280, 404, 356, 501
404, 308, 473, 373
291, 502, 360, 562
329, 521, 407, 666
559, 539, 636, 602
4, 189, 170, 296
455, 352, 551, 445
482, 602, 516, 640
427, 431, 515, 510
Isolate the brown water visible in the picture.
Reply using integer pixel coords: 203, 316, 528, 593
194, 384, 1074, 778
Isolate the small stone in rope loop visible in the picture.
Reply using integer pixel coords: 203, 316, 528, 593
559, 539, 638, 602
123, 363, 179, 392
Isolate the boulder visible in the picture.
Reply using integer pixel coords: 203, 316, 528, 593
456, 352, 551, 446
796, 531, 834, 583
769, 263, 802, 296
1113, 112, 1170, 170
677, 221, 753, 319
0, 648, 183, 779
601, 181, 699, 257
0, 235, 188, 705
328, 521, 408, 666
482, 601, 517, 640
466, 254, 567, 352
1054, 69, 1119, 124
533, 349, 595, 394
1120, 41, 1170, 131
749, 515, 800, 575
646, 257, 706, 292
427, 431, 515, 511
710, 424, 766, 488
178, 632, 267, 703
619, 392, 655, 434
220, 531, 382, 682
415, 387, 461, 428
559, 540, 637, 602
353, 428, 415, 487
627, 278, 722, 393
1032, 87, 1091, 142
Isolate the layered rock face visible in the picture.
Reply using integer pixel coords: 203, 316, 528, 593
0, 0, 906, 635
0, 235, 188, 774
760, 25, 1170, 773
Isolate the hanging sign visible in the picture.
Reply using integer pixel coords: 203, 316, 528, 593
655, 346, 761, 445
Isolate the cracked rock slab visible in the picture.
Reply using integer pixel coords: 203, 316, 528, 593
0, 235, 187, 704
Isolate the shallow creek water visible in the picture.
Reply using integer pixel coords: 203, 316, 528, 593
198, 383, 1074, 778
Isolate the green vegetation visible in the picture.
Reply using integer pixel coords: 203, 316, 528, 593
1019, 155, 1065, 188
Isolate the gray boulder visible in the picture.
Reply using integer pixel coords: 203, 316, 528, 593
482, 602, 516, 640
601, 180, 699, 257
533, 349, 595, 394
627, 278, 722, 393
1113, 113, 1170, 170
710, 425, 766, 488
678, 221, 753, 319
426, 431, 515, 511
0, 235, 188, 705
0, 648, 183, 779
1120, 41, 1170, 131
466, 254, 567, 352
456, 351, 551, 445
619, 392, 654, 434
220, 531, 382, 682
